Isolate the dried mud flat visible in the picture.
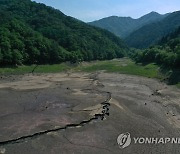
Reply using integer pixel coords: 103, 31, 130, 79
0, 72, 180, 154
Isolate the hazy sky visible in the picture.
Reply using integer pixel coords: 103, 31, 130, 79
33, 0, 180, 22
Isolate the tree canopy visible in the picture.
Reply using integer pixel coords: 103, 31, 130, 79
131, 26, 180, 68
0, 0, 128, 65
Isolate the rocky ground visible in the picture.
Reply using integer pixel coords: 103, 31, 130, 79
0, 72, 180, 154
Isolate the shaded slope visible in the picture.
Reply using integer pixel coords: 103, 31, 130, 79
89, 12, 166, 38
131, 26, 180, 84
125, 11, 180, 48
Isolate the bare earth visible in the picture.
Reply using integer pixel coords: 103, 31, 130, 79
0, 72, 180, 154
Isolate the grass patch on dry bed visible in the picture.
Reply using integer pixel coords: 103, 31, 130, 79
176, 83, 180, 88
0, 63, 71, 75
0, 58, 164, 79
77, 58, 163, 79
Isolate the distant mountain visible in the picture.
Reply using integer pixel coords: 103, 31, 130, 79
0, 0, 127, 66
125, 11, 180, 48
89, 11, 167, 38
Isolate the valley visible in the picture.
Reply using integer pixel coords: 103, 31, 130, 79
0, 0, 179, 154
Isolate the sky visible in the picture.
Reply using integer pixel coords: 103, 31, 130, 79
33, 0, 180, 22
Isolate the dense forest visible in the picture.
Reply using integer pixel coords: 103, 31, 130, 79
0, 0, 127, 66
131, 26, 180, 68
131, 27, 180, 84
125, 11, 180, 48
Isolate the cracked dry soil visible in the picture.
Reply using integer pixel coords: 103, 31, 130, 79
0, 72, 180, 154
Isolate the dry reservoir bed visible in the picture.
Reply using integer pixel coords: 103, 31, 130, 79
0, 72, 180, 154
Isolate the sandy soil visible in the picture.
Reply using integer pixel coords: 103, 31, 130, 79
0, 72, 179, 154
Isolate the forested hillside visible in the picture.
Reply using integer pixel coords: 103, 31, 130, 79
131, 26, 180, 84
89, 12, 166, 38
125, 11, 180, 48
131, 26, 180, 68
0, 0, 127, 65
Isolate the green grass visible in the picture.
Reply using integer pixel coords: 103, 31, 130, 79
176, 83, 180, 88
0, 63, 71, 75
0, 58, 164, 79
1, 58, 178, 88
77, 59, 163, 79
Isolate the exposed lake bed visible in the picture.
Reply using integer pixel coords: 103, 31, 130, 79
0, 71, 179, 153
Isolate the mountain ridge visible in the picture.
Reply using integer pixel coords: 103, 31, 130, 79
89, 11, 168, 38
125, 11, 180, 48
